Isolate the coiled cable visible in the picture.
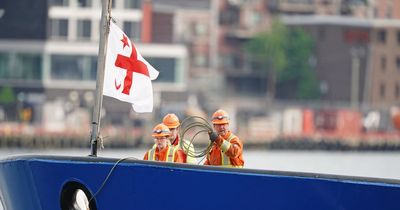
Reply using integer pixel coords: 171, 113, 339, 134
179, 116, 213, 158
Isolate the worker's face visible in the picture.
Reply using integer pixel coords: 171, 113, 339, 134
169, 127, 179, 141
213, 123, 229, 136
154, 136, 168, 150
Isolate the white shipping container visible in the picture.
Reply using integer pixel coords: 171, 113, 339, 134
248, 114, 281, 142
282, 108, 303, 136
43, 100, 66, 132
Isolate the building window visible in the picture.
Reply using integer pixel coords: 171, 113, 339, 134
123, 21, 141, 42
51, 55, 97, 81
77, 19, 91, 40
377, 30, 386, 43
397, 31, 400, 45
220, 6, 240, 25
146, 57, 175, 82
17, 54, 42, 80
0, 53, 42, 80
386, 6, 392, 18
0, 53, 6, 78
90, 56, 98, 79
78, 0, 92, 7
48, 0, 69, 6
228, 75, 266, 96
396, 56, 400, 71
380, 83, 386, 98
222, 53, 235, 69
49, 19, 68, 39
381, 55, 386, 71
124, 0, 141, 9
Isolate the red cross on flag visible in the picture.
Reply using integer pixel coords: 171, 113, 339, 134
103, 21, 159, 112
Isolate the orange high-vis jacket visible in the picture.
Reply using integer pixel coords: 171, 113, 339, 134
204, 131, 244, 167
171, 135, 189, 163
171, 135, 186, 161
172, 135, 197, 164
143, 145, 185, 163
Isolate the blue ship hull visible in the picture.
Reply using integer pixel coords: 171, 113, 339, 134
1, 155, 400, 210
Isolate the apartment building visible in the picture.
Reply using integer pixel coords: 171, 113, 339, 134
0, 0, 188, 124
141, 0, 215, 116
367, 21, 400, 107
218, 0, 271, 100
283, 15, 400, 108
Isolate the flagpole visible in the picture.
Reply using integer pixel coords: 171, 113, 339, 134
90, 0, 112, 157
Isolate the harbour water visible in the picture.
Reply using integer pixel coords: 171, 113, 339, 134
1, 149, 400, 180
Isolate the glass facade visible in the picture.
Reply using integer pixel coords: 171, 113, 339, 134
123, 21, 141, 42
0, 53, 6, 78
0, 53, 42, 80
0, 53, 179, 83
49, 19, 68, 39
50, 54, 97, 81
77, 0, 92, 7
145, 57, 176, 83
124, 0, 142, 9
48, 0, 69, 6
77, 19, 92, 40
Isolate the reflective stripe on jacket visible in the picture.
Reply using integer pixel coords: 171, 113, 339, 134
178, 138, 197, 164
152, 136, 197, 164
147, 146, 177, 162
220, 134, 242, 168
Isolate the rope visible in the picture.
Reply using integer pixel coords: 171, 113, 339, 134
88, 156, 139, 206
179, 116, 214, 158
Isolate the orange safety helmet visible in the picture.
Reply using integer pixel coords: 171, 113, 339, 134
211, 109, 229, 125
162, 113, 180, 129
152, 123, 170, 137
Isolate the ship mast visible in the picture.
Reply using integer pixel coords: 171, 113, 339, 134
90, 0, 112, 157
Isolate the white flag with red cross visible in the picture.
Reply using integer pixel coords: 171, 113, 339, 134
103, 21, 159, 112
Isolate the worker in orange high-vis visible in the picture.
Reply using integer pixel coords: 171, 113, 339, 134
163, 113, 197, 164
205, 109, 244, 167
143, 123, 185, 163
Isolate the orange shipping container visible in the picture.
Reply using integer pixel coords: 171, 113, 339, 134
336, 109, 362, 137
302, 109, 314, 136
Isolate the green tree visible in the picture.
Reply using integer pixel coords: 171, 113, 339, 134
246, 20, 319, 101
0, 86, 16, 121
246, 20, 287, 103
0, 86, 16, 104
277, 27, 319, 99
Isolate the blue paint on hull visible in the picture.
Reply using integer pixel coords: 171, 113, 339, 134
1, 155, 400, 210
